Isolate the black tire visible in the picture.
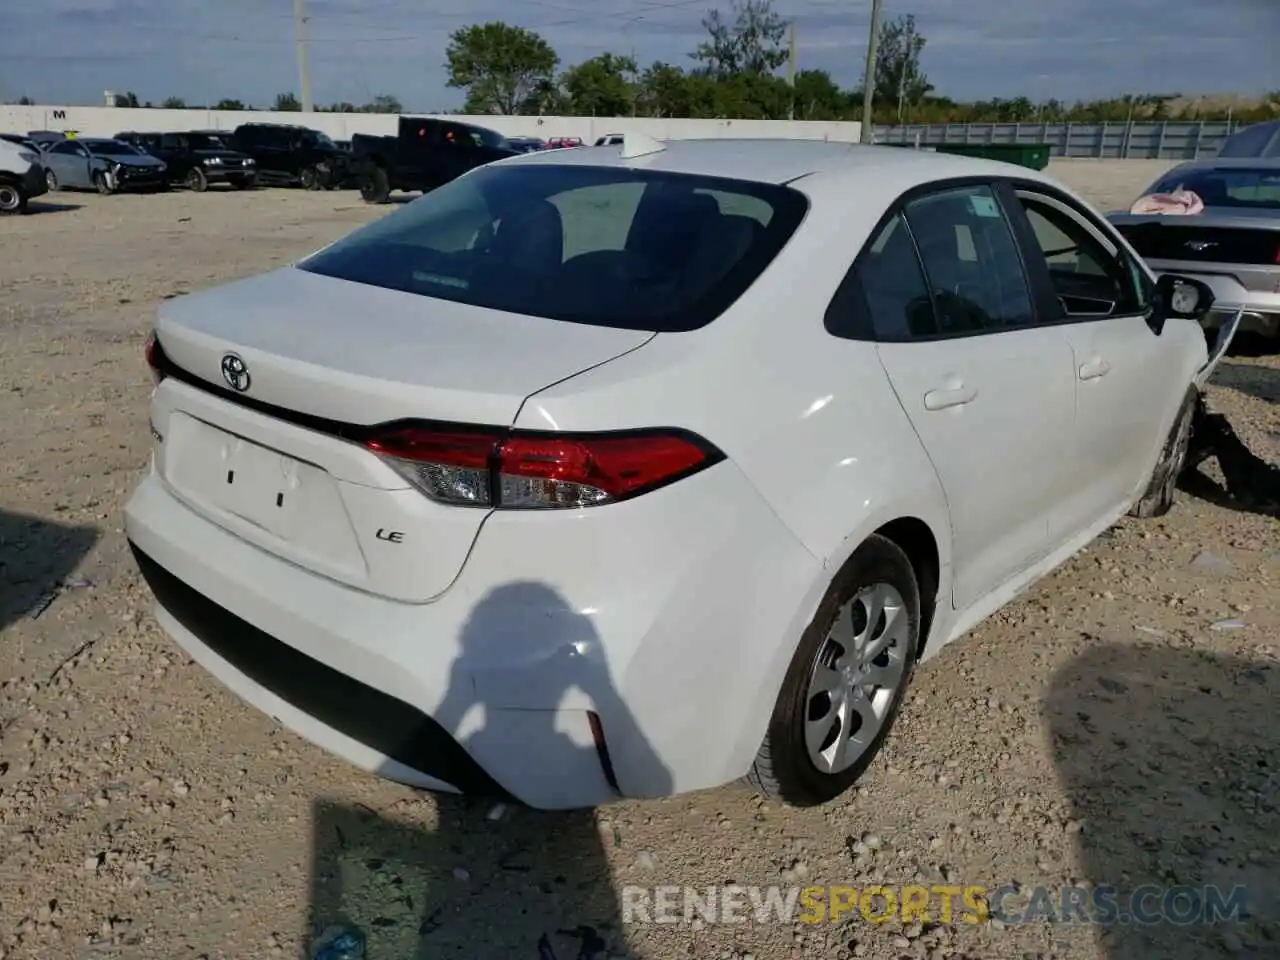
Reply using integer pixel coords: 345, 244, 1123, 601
45, 169, 58, 192
748, 534, 921, 806
299, 166, 321, 191
1130, 387, 1197, 519
93, 171, 113, 195
359, 166, 391, 204
0, 180, 27, 215
185, 167, 208, 192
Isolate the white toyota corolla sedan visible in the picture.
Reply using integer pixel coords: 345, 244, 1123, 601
125, 136, 1232, 810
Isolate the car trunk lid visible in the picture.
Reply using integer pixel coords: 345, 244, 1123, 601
150, 267, 654, 602
1110, 211, 1280, 295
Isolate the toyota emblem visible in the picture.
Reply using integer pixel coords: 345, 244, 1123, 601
220, 353, 250, 392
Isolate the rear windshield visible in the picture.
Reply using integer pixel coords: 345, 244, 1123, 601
297, 163, 808, 332
1149, 166, 1280, 209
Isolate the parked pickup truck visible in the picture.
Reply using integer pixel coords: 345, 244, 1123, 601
350, 116, 519, 203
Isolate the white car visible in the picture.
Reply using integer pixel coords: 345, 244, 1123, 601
0, 137, 49, 215
125, 135, 1228, 810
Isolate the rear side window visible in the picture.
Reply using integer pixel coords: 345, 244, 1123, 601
903, 185, 1035, 334
832, 214, 937, 339
298, 164, 809, 332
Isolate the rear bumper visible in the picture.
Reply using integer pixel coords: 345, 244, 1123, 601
23, 162, 48, 200
124, 459, 822, 809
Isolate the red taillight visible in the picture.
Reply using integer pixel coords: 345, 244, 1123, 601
364, 425, 720, 509
145, 331, 165, 385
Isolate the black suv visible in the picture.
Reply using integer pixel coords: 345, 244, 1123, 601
115, 131, 257, 191
227, 123, 349, 189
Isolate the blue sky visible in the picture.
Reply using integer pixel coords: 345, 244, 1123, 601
1, 0, 1275, 109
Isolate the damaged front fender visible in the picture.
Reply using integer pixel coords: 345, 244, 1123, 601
1192, 306, 1246, 391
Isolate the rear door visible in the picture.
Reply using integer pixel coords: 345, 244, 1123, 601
1002, 183, 1193, 521
856, 183, 1080, 610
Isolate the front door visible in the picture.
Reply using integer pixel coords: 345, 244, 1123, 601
861, 184, 1080, 611
1000, 185, 1190, 524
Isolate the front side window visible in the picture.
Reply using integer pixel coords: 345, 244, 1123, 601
298, 164, 808, 332
903, 185, 1035, 334
1016, 195, 1143, 317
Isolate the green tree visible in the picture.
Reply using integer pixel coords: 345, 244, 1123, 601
792, 69, 849, 120
161, 96, 187, 109
872, 13, 933, 118
691, 0, 789, 78
273, 92, 302, 111
213, 98, 246, 110
562, 53, 637, 117
118, 91, 141, 108
366, 94, 403, 114
636, 62, 691, 117
446, 22, 558, 115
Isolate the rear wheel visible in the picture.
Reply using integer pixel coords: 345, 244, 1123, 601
0, 180, 27, 215
1131, 388, 1197, 519
748, 534, 920, 806
359, 166, 391, 204
299, 166, 321, 191
45, 169, 58, 192
185, 167, 208, 192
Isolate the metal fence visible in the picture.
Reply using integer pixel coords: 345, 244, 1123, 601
871, 120, 1245, 160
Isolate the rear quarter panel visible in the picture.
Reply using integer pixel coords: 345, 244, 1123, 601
514, 173, 955, 777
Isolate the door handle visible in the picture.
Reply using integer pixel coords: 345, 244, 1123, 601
923, 384, 978, 410
1079, 356, 1111, 381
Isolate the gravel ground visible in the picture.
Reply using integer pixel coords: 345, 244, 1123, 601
1, 161, 1277, 960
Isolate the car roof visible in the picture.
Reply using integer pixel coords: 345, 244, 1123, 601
1161, 157, 1280, 173
498, 137, 1063, 189
1218, 120, 1280, 158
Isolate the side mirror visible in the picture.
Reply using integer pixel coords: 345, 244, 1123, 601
1149, 274, 1216, 335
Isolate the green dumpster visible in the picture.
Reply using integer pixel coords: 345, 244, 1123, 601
933, 143, 1051, 171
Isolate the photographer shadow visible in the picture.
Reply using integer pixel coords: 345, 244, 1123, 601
1044, 643, 1278, 958
306, 581, 671, 959
0, 508, 98, 630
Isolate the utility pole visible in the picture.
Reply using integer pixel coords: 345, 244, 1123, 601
787, 21, 796, 121
859, 0, 883, 144
292, 0, 314, 112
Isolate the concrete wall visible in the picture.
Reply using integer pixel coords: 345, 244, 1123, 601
0, 104, 860, 144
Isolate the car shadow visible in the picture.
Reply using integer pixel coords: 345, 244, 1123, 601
305, 581, 672, 959
1044, 644, 1278, 958
0, 509, 99, 630
23, 201, 83, 215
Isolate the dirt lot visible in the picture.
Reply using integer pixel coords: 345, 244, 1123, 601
0, 160, 1277, 960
